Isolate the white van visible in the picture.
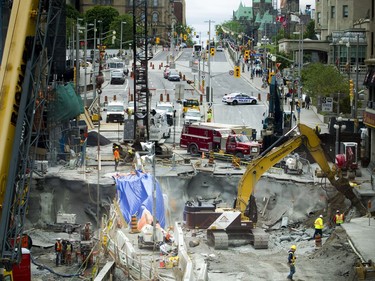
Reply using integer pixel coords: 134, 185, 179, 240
105, 101, 125, 123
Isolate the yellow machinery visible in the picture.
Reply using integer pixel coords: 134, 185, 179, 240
0, 0, 62, 279
185, 124, 367, 249
182, 99, 200, 114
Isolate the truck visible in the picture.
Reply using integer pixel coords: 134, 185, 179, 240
184, 124, 367, 250
105, 101, 125, 123
180, 122, 261, 159
1, 0, 60, 279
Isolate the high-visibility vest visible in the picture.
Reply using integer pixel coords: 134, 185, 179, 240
288, 250, 296, 265
114, 150, 120, 160
314, 217, 323, 229
55, 242, 62, 252
335, 214, 344, 224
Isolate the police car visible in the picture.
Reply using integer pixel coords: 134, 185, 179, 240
222, 92, 258, 105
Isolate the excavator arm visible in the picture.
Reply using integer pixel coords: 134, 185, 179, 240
236, 124, 367, 222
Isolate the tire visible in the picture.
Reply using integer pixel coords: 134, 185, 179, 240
235, 152, 244, 159
188, 144, 199, 155
232, 100, 238, 105
251, 99, 257, 105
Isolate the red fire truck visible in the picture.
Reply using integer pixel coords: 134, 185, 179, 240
180, 122, 261, 159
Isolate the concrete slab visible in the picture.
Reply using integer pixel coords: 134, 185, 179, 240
341, 217, 375, 262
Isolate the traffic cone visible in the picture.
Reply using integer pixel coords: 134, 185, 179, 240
159, 253, 165, 268
130, 215, 139, 234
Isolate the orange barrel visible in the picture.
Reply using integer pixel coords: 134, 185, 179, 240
160, 93, 164, 102
166, 94, 170, 102
315, 234, 322, 247
130, 215, 139, 233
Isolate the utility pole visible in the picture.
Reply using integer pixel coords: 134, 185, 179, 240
353, 34, 359, 133
76, 19, 81, 95
83, 22, 88, 107
93, 20, 97, 100
205, 19, 215, 105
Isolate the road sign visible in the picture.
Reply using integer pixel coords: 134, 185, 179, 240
229, 70, 234, 76
322, 97, 333, 112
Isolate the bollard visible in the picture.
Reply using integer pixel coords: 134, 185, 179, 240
152, 64, 155, 69
113, 95, 116, 101
183, 75, 186, 81
200, 95, 203, 104
179, 72, 182, 78
161, 62, 163, 67
315, 234, 322, 248
130, 94, 134, 101
159, 64, 161, 70
104, 96, 108, 103
150, 62, 152, 67
258, 93, 261, 101
160, 93, 164, 102
166, 93, 170, 102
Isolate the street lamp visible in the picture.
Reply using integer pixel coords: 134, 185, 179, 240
334, 116, 346, 155
120, 21, 127, 52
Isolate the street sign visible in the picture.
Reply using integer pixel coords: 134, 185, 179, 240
321, 97, 333, 112
229, 70, 234, 76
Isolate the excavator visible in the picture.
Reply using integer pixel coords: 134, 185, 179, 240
184, 124, 367, 249
0, 0, 62, 279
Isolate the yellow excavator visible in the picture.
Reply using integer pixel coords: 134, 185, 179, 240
184, 124, 367, 249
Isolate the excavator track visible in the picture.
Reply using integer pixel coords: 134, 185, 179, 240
251, 228, 269, 249
207, 230, 228, 250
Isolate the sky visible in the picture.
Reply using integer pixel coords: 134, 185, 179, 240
185, 0, 315, 44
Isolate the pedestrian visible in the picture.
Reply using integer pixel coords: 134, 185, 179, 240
333, 210, 344, 226
55, 238, 62, 266
305, 95, 311, 109
61, 239, 67, 265
314, 214, 324, 238
287, 245, 297, 280
114, 146, 120, 171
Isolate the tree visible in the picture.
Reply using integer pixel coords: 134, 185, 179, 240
109, 14, 133, 49
84, 6, 119, 48
301, 63, 351, 113
304, 20, 317, 40
65, 5, 82, 47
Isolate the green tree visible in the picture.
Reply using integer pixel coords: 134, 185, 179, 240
84, 6, 119, 47
302, 63, 351, 113
109, 14, 133, 49
65, 4, 82, 46
304, 20, 317, 40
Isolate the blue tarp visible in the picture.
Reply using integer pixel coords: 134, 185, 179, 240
115, 170, 165, 228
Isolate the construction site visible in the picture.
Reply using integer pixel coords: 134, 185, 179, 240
1, 0, 375, 280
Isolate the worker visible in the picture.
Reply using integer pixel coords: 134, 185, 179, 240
333, 210, 344, 226
207, 109, 212, 122
287, 245, 297, 280
65, 240, 73, 266
114, 146, 120, 171
55, 238, 62, 266
314, 214, 324, 238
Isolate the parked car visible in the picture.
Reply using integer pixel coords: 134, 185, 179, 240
168, 70, 180, 81
222, 92, 258, 105
216, 46, 224, 52
110, 69, 125, 84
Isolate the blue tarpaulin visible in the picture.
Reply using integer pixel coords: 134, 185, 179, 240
115, 170, 165, 228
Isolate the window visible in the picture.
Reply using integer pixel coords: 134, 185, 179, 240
317, 12, 321, 24
343, 5, 349, 17
331, 6, 336, 18
152, 12, 158, 23
153, 0, 158, 7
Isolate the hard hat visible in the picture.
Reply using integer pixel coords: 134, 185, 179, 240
319, 215, 323, 218
291, 245, 297, 250
336, 210, 340, 213
57, 238, 61, 240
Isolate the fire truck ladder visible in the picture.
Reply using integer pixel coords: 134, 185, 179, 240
0, 0, 63, 269
132, 0, 150, 143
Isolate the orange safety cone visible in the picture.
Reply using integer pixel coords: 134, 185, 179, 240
159, 253, 165, 268
130, 215, 139, 234
160, 93, 164, 102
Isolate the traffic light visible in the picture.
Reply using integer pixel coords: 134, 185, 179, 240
244, 50, 250, 60
234, 66, 241, 78
210, 47, 215, 56
155, 37, 160, 44
349, 79, 354, 97
184, 34, 187, 41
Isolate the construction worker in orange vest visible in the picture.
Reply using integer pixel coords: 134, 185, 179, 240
333, 210, 344, 226
314, 214, 324, 238
55, 238, 62, 266
114, 146, 120, 171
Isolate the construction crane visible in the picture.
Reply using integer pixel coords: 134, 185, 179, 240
0, 0, 63, 278
132, 0, 151, 145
